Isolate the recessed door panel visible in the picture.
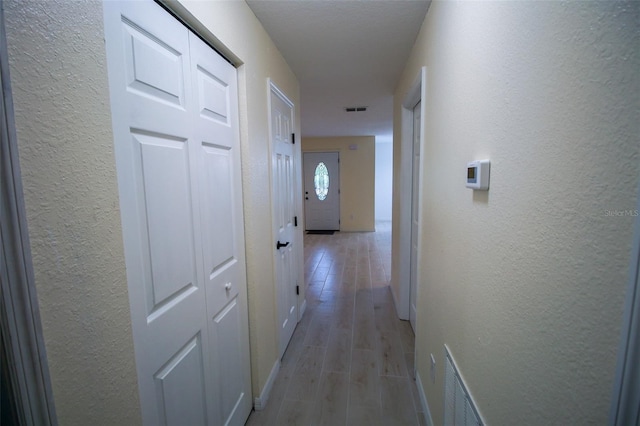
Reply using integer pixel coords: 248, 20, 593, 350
211, 298, 246, 424
122, 18, 185, 107
284, 154, 293, 225
132, 131, 197, 312
154, 335, 207, 426
201, 143, 235, 271
276, 153, 285, 228
197, 66, 229, 124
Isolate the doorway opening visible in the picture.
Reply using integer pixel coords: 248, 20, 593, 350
395, 67, 426, 332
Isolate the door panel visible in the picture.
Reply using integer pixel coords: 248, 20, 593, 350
104, 2, 251, 425
304, 152, 340, 230
201, 144, 234, 269
196, 67, 230, 124
271, 85, 298, 359
122, 18, 186, 108
154, 335, 208, 426
120, 10, 191, 137
211, 298, 245, 422
132, 131, 197, 311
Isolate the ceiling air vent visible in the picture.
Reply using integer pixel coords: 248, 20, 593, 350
345, 106, 367, 112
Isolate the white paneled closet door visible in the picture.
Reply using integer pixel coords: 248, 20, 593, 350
103, 2, 251, 425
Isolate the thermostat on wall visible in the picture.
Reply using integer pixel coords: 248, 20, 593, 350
466, 160, 490, 190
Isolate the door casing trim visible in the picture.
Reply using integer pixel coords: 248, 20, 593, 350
0, 4, 57, 424
395, 67, 426, 321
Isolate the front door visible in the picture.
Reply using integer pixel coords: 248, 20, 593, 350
304, 152, 340, 230
104, 2, 251, 424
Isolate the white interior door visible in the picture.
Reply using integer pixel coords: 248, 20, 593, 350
410, 101, 421, 332
104, 2, 251, 425
304, 152, 340, 230
270, 83, 298, 359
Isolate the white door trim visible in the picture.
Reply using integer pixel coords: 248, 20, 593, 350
395, 67, 426, 321
0, 7, 57, 424
409, 100, 421, 331
609, 186, 640, 425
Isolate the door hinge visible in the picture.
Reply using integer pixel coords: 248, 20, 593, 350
294, 216, 298, 227
291, 133, 295, 144
296, 285, 299, 295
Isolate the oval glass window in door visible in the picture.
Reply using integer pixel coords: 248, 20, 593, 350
314, 162, 329, 201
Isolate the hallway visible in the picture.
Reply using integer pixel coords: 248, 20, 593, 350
247, 222, 424, 425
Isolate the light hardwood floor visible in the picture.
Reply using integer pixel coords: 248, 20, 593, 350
246, 222, 426, 425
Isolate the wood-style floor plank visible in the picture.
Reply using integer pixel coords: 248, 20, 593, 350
246, 222, 421, 425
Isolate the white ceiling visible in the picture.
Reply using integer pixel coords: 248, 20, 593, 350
246, 0, 431, 142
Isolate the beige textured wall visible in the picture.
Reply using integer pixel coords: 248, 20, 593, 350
4, 1, 142, 424
303, 136, 375, 232
392, 1, 639, 424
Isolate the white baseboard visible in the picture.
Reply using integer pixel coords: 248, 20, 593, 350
390, 283, 408, 320
253, 359, 280, 411
416, 369, 434, 426
299, 297, 307, 320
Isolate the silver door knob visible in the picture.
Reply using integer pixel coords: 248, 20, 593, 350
224, 282, 232, 291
